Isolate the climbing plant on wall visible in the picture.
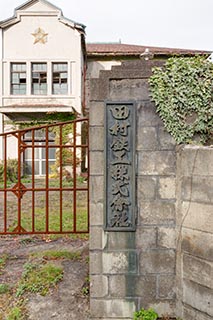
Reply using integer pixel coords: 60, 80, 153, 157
149, 56, 213, 144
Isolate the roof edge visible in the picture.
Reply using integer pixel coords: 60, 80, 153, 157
86, 43, 211, 58
0, 0, 85, 31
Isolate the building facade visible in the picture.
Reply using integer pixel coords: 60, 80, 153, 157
0, 0, 86, 171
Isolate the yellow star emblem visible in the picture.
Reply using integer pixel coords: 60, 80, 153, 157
32, 27, 48, 44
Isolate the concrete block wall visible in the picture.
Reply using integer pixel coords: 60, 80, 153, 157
89, 59, 213, 319
89, 60, 177, 319
176, 146, 213, 320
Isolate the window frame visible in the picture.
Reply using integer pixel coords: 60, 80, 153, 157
52, 62, 68, 95
31, 62, 47, 95
11, 63, 27, 95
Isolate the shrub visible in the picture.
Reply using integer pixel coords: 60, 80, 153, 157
133, 308, 158, 320
0, 159, 18, 182
149, 56, 213, 144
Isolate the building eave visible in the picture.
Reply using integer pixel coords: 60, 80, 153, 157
0, 105, 75, 114
86, 43, 212, 59
58, 16, 86, 33
0, 0, 85, 32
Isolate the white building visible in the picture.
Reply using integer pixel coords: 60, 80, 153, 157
0, 0, 86, 174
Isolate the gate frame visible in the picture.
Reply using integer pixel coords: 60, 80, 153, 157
0, 118, 89, 235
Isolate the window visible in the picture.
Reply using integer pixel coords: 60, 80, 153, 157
32, 63, 47, 95
24, 129, 56, 176
11, 63, 26, 95
52, 63, 68, 95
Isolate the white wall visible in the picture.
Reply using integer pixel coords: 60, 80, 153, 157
1, 1, 84, 114
0, 0, 85, 162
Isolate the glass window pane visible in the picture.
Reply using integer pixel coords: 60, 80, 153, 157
12, 74, 19, 83
25, 148, 32, 159
61, 73, 67, 79
25, 161, 39, 175
53, 84, 60, 94
33, 83, 39, 90
49, 147, 56, 159
20, 86, 26, 94
33, 73, 39, 78
12, 64, 17, 71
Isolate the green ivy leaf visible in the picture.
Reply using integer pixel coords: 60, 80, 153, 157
149, 56, 213, 144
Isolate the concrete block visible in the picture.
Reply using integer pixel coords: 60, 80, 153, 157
183, 279, 213, 317
138, 176, 157, 200
90, 227, 104, 250
103, 251, 137, 274
106, 232, 137, 250
179, 146, 213, 176
182, 201, 213, 233
109, 79, 150, 100
183, 254, 213, 289
137, 127, 158, 151
181, 228, 213, 261
90, 251, 103, 274
89, 101, 105, 126
90, 127, 104, 151
90, 78, 101, 100
90, 202, 104, 226
158, 127, 176, 150
158, 177, 176, 199
157, 227, 176, 249
136, 227, 157, 250
137, 101, 163, 127
119, 59, 164, 74
149, 302, 176, 317
183, 305, 213, 320
90, 298, 136, 318
139, 201, 175, 225
126, 275, 156, 302
109, 275, 126, 297
157, 274, 176, 299
90, 152, 104, 175
138, 151, 176, 175
182, 176, 213, 204
90, 176, 104, 203
140, 249, 175, 274
90, 275, 108, 298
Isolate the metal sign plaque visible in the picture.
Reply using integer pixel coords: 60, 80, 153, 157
105, 101, 136, 231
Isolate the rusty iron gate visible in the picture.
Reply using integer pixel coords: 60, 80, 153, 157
0, 118, 89, 235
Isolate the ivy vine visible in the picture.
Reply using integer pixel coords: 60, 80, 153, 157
149, 56, 213, 144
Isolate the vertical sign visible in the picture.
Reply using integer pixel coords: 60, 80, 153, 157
105, 102, 136, 231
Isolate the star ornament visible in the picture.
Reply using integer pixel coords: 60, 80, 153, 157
32, 27, 48, 44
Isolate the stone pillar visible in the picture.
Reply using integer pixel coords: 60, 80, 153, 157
89, 60, 177, 319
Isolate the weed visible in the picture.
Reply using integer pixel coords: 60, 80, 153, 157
82, 275, 90, 296
16, 262, 63, 297
0, 283, 10, 294
133, 308, 158, 320
82, 286, 89, 296
20, 238, 36, 246
6, 306, 23, 320
0, 254, 8, 274
31, 250, 81, 260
